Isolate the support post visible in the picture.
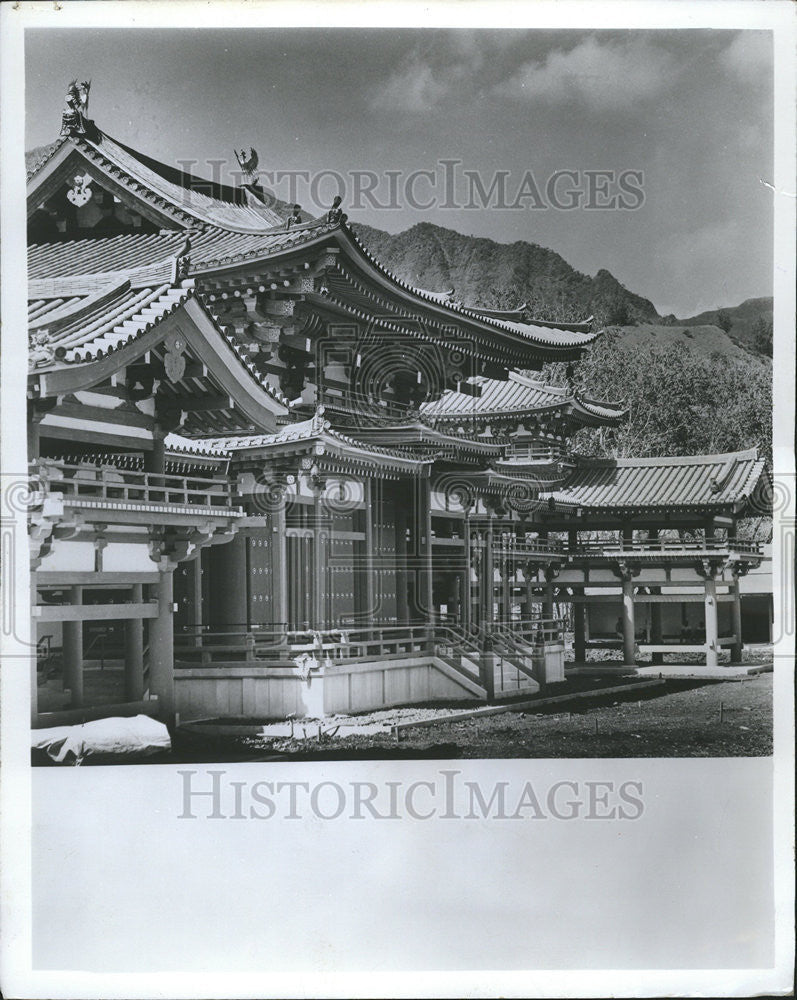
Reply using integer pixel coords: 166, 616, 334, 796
411, 476, 434, 626
704, 573, 719, 668
462, 508, 472, 633
730, 574, 743, 663
312, 483, 327, 630
525, 564, 536, 622
271, 487, 288, 640
621, 575, 636, 666
482, 518, 495, 641
395, 482, 409, 625
145, 427, 166, 476
501, 560, 512, 624
574, 592, 586, 663
650, 589, 664, 665
447, 573, 461, 625
149, 568, 175, 719
124, 583, 145, 700
423, 479, 434, 626
62, 586, 84, 707
30, 571, 39, 723
363, 478, 376, 628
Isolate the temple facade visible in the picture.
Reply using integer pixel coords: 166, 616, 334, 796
26, 95, 770, 727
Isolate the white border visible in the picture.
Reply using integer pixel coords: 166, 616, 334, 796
2, 2, 794, 997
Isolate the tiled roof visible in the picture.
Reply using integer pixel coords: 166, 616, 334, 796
188, 219, 341, 269
164, 433, 231, 458
78, 132, 286, 232
28, 223, 338, 283
543, 449, 768, 511
185, 220, 603, 353
27, 280, 289, 408
26, 139, 67, 178
29, 282, 183, 366
198, 414, 432, 471
421, 371, 625, 424
346, 227, 603, 351
28, 231, 189, 280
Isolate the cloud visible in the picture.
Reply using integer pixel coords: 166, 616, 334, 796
718, 31, 772, 85
368, 34, 492, 112
498, 36, 679, 112
369, 57, 453, 112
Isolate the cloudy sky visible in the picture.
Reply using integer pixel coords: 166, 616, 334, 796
25, 28, 773, 316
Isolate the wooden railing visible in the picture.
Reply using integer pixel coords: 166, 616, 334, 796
174, 622, 440, 668
173, 618, 566, 671
30, 459, 237, 511
567, 538, 763, 557
493, 617, 565, 646
491, 537, 564, 559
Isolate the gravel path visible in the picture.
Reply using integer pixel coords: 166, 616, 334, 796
168, 673, 773, 761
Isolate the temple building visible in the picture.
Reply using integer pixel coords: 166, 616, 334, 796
26, 92, 771, 727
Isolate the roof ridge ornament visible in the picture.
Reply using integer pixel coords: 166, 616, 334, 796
60, 79, 97, 140
326, 196, 347, 226
234, 147, 259, 186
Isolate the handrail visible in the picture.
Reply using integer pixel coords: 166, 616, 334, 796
568, 538, 762, 556
491, 538, 565, 556
30, 458, 236, 510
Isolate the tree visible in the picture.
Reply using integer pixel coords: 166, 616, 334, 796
716, 309, 733, 333
555, 335, 772, 465
751, 316, 773, 356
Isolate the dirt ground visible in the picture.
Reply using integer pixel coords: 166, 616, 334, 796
168, 671, 773, 761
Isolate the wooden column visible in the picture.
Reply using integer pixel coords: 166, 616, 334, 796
573, 591, 586, 663
124, 583, 145, 700
462, 509, 472, 633
271, 488, 288, 637
621, 575, 636, 666
62, 586, 84, 707
447, 573, 461, 624
312, 483, 327, 629
27, 419, 40, 464
568, 528, 578, 555
149, 568, 175, 718
542, 564, 555, 619
30, 571, 39, 723
501, 553, 512, 624
482, 519, 495, 640
395, 483, 409, 625
411, 477, 434, 624
730, 574, 743, 663
145, 427, 166, 475
704, 573, 719, 668
525, 564, 536, 621
363, 478, 376, 626
424, 481, 434, 625
650, 588, 664, 665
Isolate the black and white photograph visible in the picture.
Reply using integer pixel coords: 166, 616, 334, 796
1, 1, 794, 995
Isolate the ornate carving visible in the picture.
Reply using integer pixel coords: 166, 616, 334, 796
163, 332, 187, 383
28, 331, 55, 370
285, 204, 303, 231
66, 172, 93, 207
234, 147, 259, 185
326, 196, 347, 225
60, 80, 95, 138
615, 559, 641, 582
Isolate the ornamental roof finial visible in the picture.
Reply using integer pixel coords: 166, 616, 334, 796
60, 79, 95, 138
234, 147, 259, 186
326, 195, 347, 225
